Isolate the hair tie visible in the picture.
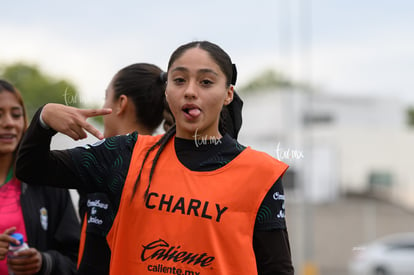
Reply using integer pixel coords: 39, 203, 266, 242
220, 90, 243, 139
231, 64, 237, 85
159, 71, 167, 83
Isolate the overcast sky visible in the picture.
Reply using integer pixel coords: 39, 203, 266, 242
1, 0, 413, 106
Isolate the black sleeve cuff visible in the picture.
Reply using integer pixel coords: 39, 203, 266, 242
38, 252, 52, 275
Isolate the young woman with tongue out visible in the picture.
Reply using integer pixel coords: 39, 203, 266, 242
16, 41, 294, 274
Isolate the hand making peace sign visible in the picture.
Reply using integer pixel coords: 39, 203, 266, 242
41, 103, 112, 140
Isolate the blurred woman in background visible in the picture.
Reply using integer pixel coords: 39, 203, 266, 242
0, 79, 80, 275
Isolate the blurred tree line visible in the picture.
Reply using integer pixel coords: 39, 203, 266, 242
406, 108, 414, 127
3, 62, 414, 127
237, 68, 312, 94
0, 62, 80, 120
238, 69, 294, 93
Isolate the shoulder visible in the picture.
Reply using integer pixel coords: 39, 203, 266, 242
227, 147, 288, 184
69, 132, 138, 159
133, 134, 164, 150
136, 133, 163, 144
88, 132, 138, 150
244, 147, 288, 170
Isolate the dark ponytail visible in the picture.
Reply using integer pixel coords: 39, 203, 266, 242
131, 125, 176, 201
219, 91, 243, 139
112, 63, 166, 132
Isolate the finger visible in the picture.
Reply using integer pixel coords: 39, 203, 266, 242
66, 119, 99, 140
0, 230, 19, 246
0, 247, 8, 260
12, 266, 40, 275
0, 235, 14, 244
65, 128, 83, 141
80, 108, 112, 119
13, 248, 36, 258
82, 122, 105, 140
9, 261, 41, 274
70, 125, 88, 140
2, 227, 16, 235
9, 249, 41, 273
63, 121, 89, 140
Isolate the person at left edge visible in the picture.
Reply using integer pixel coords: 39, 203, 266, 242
0, 79, 80, 275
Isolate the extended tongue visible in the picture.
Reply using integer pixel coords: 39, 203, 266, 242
188, 108, 201, 116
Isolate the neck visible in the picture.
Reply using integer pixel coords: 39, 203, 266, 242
135, 126, 153, 136
120, 121, 153, 136
0, 153, 13, 186
176, 127, 222, 140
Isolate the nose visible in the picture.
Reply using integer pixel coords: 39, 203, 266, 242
183, 80, 198, 99
0, 113, 15, 128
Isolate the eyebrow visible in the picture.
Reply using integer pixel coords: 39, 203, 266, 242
171, 66, 219, 76
0, 106, 23, 112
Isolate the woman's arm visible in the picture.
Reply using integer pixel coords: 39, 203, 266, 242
16, 107, 82, 189
16, 104, 111, 191
254, 179, 295, 275
254, 229, 294, 275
